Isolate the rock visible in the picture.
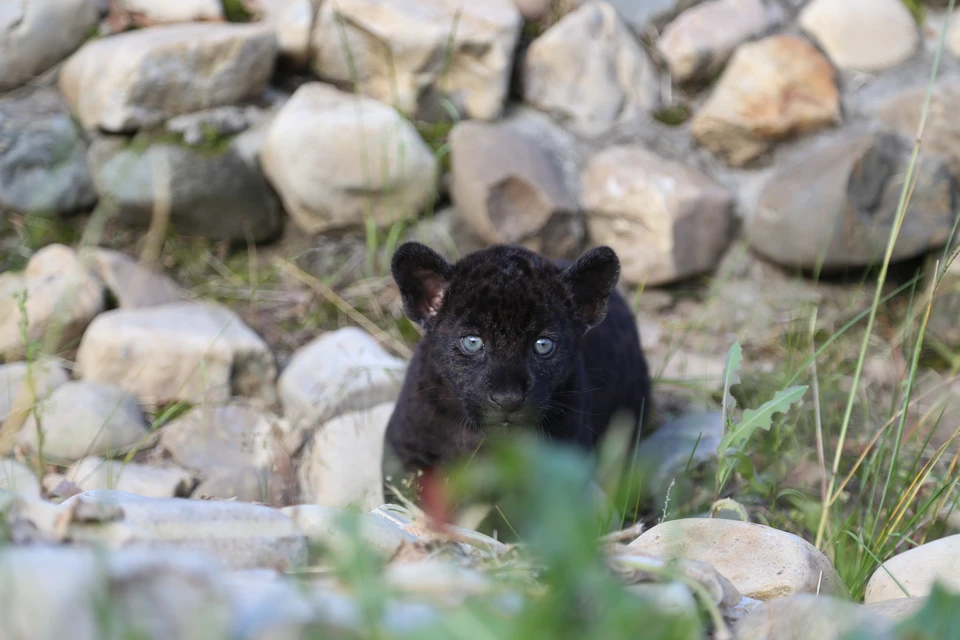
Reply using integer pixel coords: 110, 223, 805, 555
734, 594, 896, 640
449, 120, 581, 258
950, 14, 960, 60
282, 504, 419, 557
74, 300, 277, 406
258, 0, 314, 65
749, 128, 956, 270
261, 82, 438, 235
279, 326, 405, 432
0, 0, 106, 93
0, 458, 41, 498
218, 568, 318, 639
58, 23, 277, 132
691, 34, 840, 166
799, 0, 918, 73
0, 244, 106, 359
164, 105, 266, 146
0, 358, 69, 424
297, 402, 395, 512
865, 534, 960, 603
119, 0, 224, 23
67, 457, 193, 498
634, 412, 723, 499
624, 581, 701, 626
657, 0, 771, 84
630, 518, 847, 600
86, 133, 282, 243
384, 560, 493, 607
0, 546, 233, 640
60, 490, 309, 571
159, 402, 298, 505
87, 248, 188, 309
522, 1, 661, 137
604, 0, 697, 32
864, 597, 928, 622
0, 85, 96, 217
311, 0, 521, 121
581, 145, 734, 286
17, 381, 150, 461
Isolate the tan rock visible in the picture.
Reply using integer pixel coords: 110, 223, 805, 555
691, 34, 840, 166
630, 518, 847, 600
119, 0, 224, 23
58, 23, 277, 132
0, 358, 69, 425
0, 458, 41, 499
258, 0, 315, 65
87, 249, 187, 309
67, 457, 194, 498
74, 300, 276, 406
261, 82, 438, 234
658, 0, 770, 84
523, 1, 660, 137
581, 145, 733, 286
865, 534, 960, 603
311, 0, 521, 121
799, 0, 918, 73
864, 597, 927, 622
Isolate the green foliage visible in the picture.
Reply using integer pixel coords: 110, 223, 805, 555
221, 0, 253, 22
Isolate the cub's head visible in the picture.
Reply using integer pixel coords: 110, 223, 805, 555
391, 242, 621, 429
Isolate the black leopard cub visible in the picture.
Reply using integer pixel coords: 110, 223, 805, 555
383, 241, 653, 473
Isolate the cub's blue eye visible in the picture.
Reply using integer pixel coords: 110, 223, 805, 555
460, 335, 484, 354
534, 337, 555, 356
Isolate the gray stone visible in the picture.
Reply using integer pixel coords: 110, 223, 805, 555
0, 0, 106, 93
0, 358, 69, 424
58, 22, 277, 132
735, 594, 896, 640
17, 381, 150, 461
282, 503, 419, 557
634, 412, 723, 499
87, 248, 187, 309
74, 300, 277, 406
86, 133, 282, 243
865, 534, 960, 603
118, 0, 224, 23
604, 0, 699, 32
749, 128, 957, 270
164, 105, 266, 147
67, 457, 193, 498
59, 490, 309, 571
522, 1, 661, 137
0, 85, 96, 217
0, 458, 40, 498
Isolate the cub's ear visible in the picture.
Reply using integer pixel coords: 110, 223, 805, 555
391, 242, 455, 326
561, 245, 621, 330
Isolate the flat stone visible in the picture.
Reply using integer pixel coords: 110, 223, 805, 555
749, 128, 956, 270
59, 490, 309, 571
311, 0, 521, 121
58, 22, 277, 132
0, 0, 106, 93
0, 85, 96, 217
799, 0, 919, 73
630, 518, 847, 600
258, 0, 315, 66
86, 133, 283, 243
523, 1, 661, 137
282, 503, 419, 557
0, 358, 69, 424
74, 300, 277, 406
449, 120, 581, 258
0, 244, 106, 360
119, 0, 224, 23
297, 402, 395, 511
865, 534, 960, 603
658, 0, 771, 84
735, 594, 896, 640
67, 457, 194, 498
279, 326, 405, 432
581, 145, 734, 286
17, 381, 150, 461
0, 458, 41, 498
87, 248, 188, 309
691, 34, 840, 166
261, 83, 438, 234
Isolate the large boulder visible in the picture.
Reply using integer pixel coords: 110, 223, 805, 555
311, 0, 522, 121
261, 82, 438, 234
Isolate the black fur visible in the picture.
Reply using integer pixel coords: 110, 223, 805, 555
384, 242, 653, 472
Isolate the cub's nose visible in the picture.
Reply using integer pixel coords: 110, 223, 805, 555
488, 389, 526, 413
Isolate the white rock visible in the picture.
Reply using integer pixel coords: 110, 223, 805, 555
581, 145, 734, 286
58, 22, 277, 132
17, 381, 149, 461
297, 402, 395, 512
630, 518, 847, 600
0, 458, 41, 498
74, 300, 276, 406
60, 490, 309, 571
523, 1, 660, 137
282, 503, 418, 557
735, 594, 896, 640
0, 358, 69, 424
384, 560, 493, 607
261, 82, 438, 234
258, 0, 315, 65
0, 244, 106, 360
311, 0, 522, 121
67, 457, 193, 498
799, 0, 919, 73
0, 0, 105, 93
87, 248, 187, 309
865, 534, 960, 603
950, 14, 960, 60
119, 0, 224, 23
